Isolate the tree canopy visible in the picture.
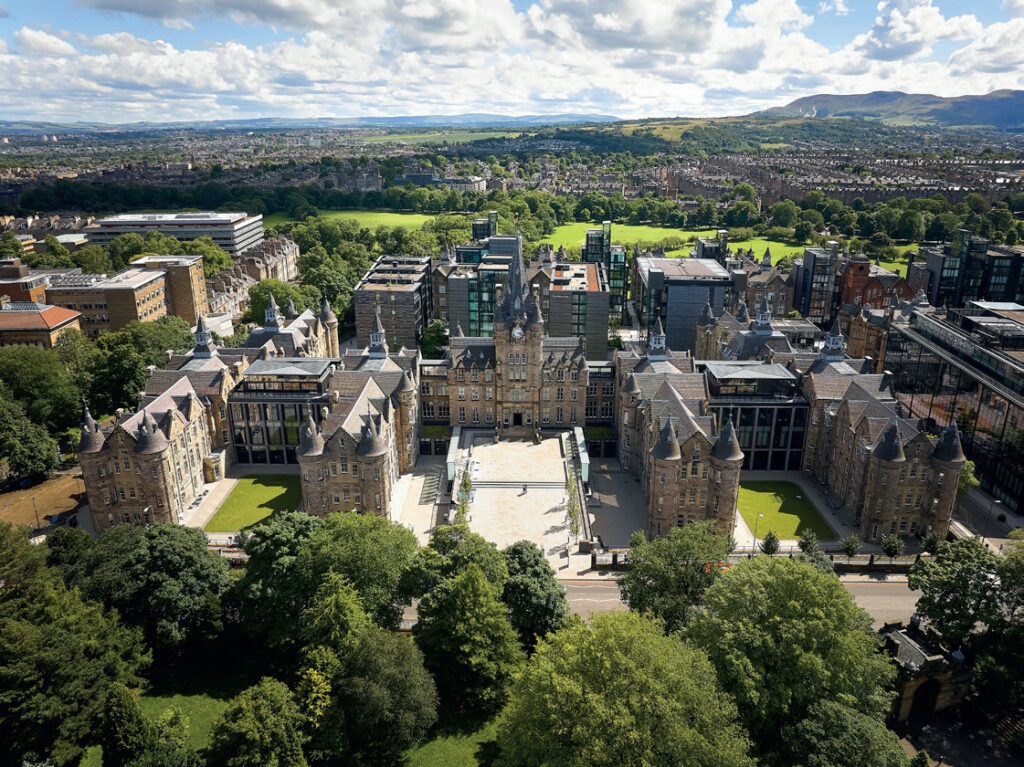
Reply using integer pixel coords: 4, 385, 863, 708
500, 539, 569, 649
205, 677, 309, 767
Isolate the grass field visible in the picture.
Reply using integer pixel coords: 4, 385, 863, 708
737, 481, 836, 541
407, 719, 498, 767
357, 130, 521, 145
203, 475, 303, 532
542, 222, 716, 248
263, 208, 435, 229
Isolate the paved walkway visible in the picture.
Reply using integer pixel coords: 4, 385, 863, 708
391, 456, 445, 544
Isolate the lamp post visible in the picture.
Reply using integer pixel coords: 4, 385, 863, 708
753, 512, 765, 552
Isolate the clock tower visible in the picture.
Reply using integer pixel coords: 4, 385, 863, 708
493, 235, 544, 437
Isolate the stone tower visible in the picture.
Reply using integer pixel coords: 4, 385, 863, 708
929, 420, 967, 539
393, 371, 418, 473
647, 416, 682, 538
356, 411, 391, 516
320, 297, 339, 357
862, 422, 908, 541
709, 415, 744, 535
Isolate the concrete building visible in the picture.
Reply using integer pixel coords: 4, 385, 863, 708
132, 254, 209, 327
632, 255, 732, 354
531, 256, 610, 360
46, 268, 167, 336
581, 222, 627, 321
86, 212, 265, 255
0, 299, 81, 347
354, 255, 433, 350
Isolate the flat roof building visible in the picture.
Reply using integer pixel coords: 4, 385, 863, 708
132, 254, 209, 327
632, 256, 732, 354
354, 255, 433, 351
86, 212, 264, 256
0, 257, 48, 303
46, 268, 167, 336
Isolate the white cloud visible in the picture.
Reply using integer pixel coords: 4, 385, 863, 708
14, 27, 80, 57
737, 0, 814, 31
77, 32, 154, 54
1005, 0, 1024, 18
818, 0, 849, 14
853, 0, 981, 61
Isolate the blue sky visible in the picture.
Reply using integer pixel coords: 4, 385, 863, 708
0, 0, 1022, 122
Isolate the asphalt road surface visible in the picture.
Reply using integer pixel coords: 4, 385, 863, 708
562, 578, 921, 627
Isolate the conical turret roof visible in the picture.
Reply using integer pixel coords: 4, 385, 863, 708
933, 420, 966, 462
79, 403, 105, 454
135, 410, 169, 454
712, 416, 744, 462
454, 322, 465, 338
735, 300, 749, 323
872, 422, 906, 462
356, 413, 388, 458
651, 417, 682, 461
698, 296, 714, 326
397, 371, 416, 393
296, 413, 325, 457
319, 297, 337, 325
625, 372, 642, 395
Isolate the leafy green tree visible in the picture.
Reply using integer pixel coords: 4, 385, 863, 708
909, 751, 931, 767
770, 200, 800, 228
137, 708, 200, 767
72, 244, 114, 274
99, 316, 194, 368
881, 533, 905, 562
688, 557, 894, 759
403, 521, 507, 598
0, 345, 83, 431
501, 540, 569, 649
0, 522, 148, 767
760, 530, 780, 556
246, 278, 321, 324
0, 393, 59, 479
44, 526, 93, 583
413, 564, 524, 710
419, 319, 447, 358
920, 530, 942, 555
75, 523, 229, 653
840, 534, 862, 561
299, 571, 371, 654
785, 700, 909, 767
296, 512, 418, 629
100, 683, 154, 767
0, 230, 24, 258
300, 627, 438, 766
908, 537, 1001, 646
88, 342, 147, 415
496, 611, 754, 767
619, 522, 733, 632
998, 532, 1024, 628
236, 511, 325, 651
957, 459, 980, 499
205, 678, 308, 767
794, 220, 814, 242
799, 528, 820, 554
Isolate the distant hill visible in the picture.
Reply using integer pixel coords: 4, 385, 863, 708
0, 113, 618, 135
759, 90, 1024, 130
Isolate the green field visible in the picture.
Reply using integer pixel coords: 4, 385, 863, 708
407, 719, 498, 767
203, 475, 303, 532
263, 208, 435, 229
357, 130, 521, 145
737, 481, 836, 541
542, 222, 716, 248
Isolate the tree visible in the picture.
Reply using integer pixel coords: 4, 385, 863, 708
881, 533, 905, 562
760, 530, 780, 556
0, 523, 148, 767
205, 678, 308, 767
246, 279, 320, 324
500, 540, 569, 649
413, 564, 524, 710
957, 459, 980, 499
619, 523, 733, 632
137, 708, 200, 767
0, 394, 59, 480
75, 523, 229, 654
794, 220, 814, 242
88, 343, 147, 416
299, 571, 371, 655
920, 530, 942, 555
99, 316, 193, 368
769, 200, 800, 228
908, 537, 1001, 646
100, 683, 154, 767
565, 468, 582, 539
296, 512, 418, 629
785, 700, 909, 767
44, 527, 93, 584
300, 627, 438, 766
235, 511, 325, 651
998, 531, 1024, 628
496, 612, 754, 767
840, 534, 862, 561
419, 319, 447, 358
403, 521, 507, 597
688, 557, 894, 759
72, 244, 114, 274
798, 528, 819, 554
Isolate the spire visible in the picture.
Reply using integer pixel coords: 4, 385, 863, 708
649, 316, 667, 358
319, 296, 337, 326
356, 410, 388, 458
454, 322, 465, 338
285, 297, 298, 320
762, 247, 771, 267
933, 420, 966, 463
397, 371, 416, 394
651, 417, 682, 461
369, 307, 388, 358
873, 422, 906, 462
193, 315, 216, 358
79, 400, 105, 454
265, 291, 283, 330
698, 296, 714, 326
297, 412, 324, 457
735, 300, 749, 324
712, 415, 744, 462
135, 410, 169, 454
625, 372, 642, 395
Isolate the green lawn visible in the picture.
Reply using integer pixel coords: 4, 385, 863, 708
406, 718, 498, 767
542, 223, 716, 248
357, 130, 521, 145
203, 475, 303, 532
737, 481, 836, 541
263, 208, 436, 229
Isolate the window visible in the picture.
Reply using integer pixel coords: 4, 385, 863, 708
881, 472, 888, 486
570, 369, 579, 382
486, 387, 493, 400
420, 381, 432, 395
899, 468, 906, 483
118, 489, 126, 501
374, 467, 380, 481
458, 407, 466, 423
557, 369, 564, 382
677, 514, 684, 527
471, 369, 479, 382
472, 408, 479, 423
586, 401, 598, 418
458, 387, 465, 401
570, 388, 577, 401
556, 388, 564, 401
457, 369, 465, 382
691, 457, 699, 477
332, 491, 340, 504
343, 487, 351, 501
713, 496, 719, 512
471, 388, 479, 401
659, 472, 665, 485
910, 463, 918, 479
914, 494, 922, 509
570, 408, 577, 424
587, 384, 597, 397
556, 407, 564, 423
485, 370, 493, 382
330, 463, 337, 476
603, 383, 613, 397
422, 401, 434, 418
689, 488, 697, 504
375, 493, 381, 510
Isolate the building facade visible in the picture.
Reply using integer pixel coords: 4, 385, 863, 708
0, 299, 81, 347
87, 212, 265, 255
354, 255, 433, 350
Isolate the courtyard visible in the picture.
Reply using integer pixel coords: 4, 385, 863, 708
203, 475, 303, 533
735, 480, 836, 543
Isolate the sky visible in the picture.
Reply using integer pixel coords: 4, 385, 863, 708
0, 0, 1023, 123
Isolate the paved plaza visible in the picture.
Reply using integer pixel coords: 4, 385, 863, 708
588, 462, 648, 548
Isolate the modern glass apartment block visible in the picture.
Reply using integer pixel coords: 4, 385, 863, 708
227, 358, 334, 465
701, 361, 808, 471
885, 306, 1024, 510
917, 230, 1024, 307
581, 221, 626, 321
794, 247, 839, 326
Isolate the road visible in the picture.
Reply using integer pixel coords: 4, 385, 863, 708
562, 578, 921, 627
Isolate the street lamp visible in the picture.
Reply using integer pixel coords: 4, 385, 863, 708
753, 512, 765, 552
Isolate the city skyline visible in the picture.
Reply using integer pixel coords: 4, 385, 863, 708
0, 0, 1022, 122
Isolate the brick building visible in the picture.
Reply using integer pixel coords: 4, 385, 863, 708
0, 257, 48, 303
46, 268, 167, 336
0, 300, 81, 347
133, 254, 209, 327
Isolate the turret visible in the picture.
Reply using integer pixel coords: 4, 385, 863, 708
651, 417, 681, 461
735, 300, 749, 324
135, 410, 169, 454
648, 316, 667, 359
319, 297, 339, 357
296, 413, 325, 457
928, 420, 966, 539
709, 415, 744, 535
265, 291, 284, 331
285, 297, 298, 320
820, 317, 845, 361
79, 403, 106, 454
698, 296, 715, 327
193, 315, 216, 358
872, 422, 906, 463
369, 308, 389, 358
